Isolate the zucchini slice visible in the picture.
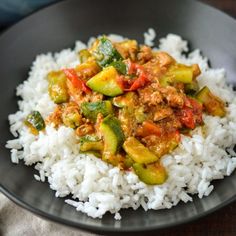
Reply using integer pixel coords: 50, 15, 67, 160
86, 66, 123, 96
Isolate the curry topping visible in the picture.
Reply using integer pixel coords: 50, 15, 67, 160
25, 36, 226, 185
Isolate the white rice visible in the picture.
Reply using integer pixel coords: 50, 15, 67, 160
6, 29, 236, 219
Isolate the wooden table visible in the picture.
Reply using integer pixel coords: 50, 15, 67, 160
149, 1, 236, 235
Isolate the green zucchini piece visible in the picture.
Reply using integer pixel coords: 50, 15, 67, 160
123, 137, 159, 164
134, 107, 147, 123
100, 115, 125, 155
195, 86, 226, 117
62, 112, 81, 129
80, 140, 104, 152
159, 76, 171, 87
93, 37, 123, 67
25, 111, 45, 133
112, 92, 136, 108
78, 49, 92, 63
86, 66, 123, 96
79, 135, 103, 156
110, 60, 127, 75
184, 79, 199, 95
79, 135, 100, 143
170, 67, 193, 83
47, 71, 69, 104
81, 100, 113, 121
133, 162, 167, 185
148, 132, 180, 158
124, 155, 134, 168
160, 65, 193, 86
114, 40, 138, 61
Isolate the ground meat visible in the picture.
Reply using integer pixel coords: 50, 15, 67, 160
137, 45, 153, 64
61, 102, 82, 128
143, 52, 175, 82
158, 115, 182, 130
46, 102, 83, 129
138, 83, 163, 106
159, 86, 185, 108
143, 60, 163, 82
153, 106, 173, 121
46, 105, 62, 127
142, 134, 175, 157
155, 52, 174, 68
89, 92, 104, 102
76, 123, 94, 136
114, 40, 138, 61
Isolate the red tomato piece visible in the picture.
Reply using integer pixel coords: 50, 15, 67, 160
62, 68, 91, 94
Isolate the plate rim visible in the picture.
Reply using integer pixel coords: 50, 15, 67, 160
1, 184, 236, 233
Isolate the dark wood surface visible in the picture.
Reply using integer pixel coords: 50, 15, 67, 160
152, 1, 236, 235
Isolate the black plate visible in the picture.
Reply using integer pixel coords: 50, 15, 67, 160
0, 0, 236, 233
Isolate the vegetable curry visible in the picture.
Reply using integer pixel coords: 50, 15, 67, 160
25, 37, 226, 185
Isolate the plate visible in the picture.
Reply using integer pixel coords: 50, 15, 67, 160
0, 0, 236, 233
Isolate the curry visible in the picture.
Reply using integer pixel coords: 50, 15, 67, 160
25, 36, 226, 185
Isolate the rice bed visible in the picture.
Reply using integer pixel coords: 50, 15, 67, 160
6, 29, 236, 220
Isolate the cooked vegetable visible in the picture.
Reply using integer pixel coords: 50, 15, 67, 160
195, 86, 226, 117
80, 134, 100, 143
179, 108, 195, 129
134, 107, 147, 123
79, 135, 103, 155
146, 131, 180, 158
25, 111, 45, 134
63, 68, 91, 94
184, 79, 199, 94
110, 61, 127, 74
81, 101, 113, 122
160, 64, 194, 86
119, 61, 150, 91
123, 137, 159, 164
100, 115, 125, 166
170, 65, 193, 83
127, 73, 149, 91
86, 66, 123, 96
80, 140, 104, 152
48, 71, 69, 104
114, 40, 138, 61
112, 92, 136, 108
124, 155, 134, 169
75, 60, 101, 79
133, 162, 167, 185
136, 121, 163, 137
118, 107, 137, 138
93, 37, 123, 67
44, 36, 227, 185
178, 97, 203, 129
79, 49, 92, 63
100, 115, 125, 156
61, 103, 82, 128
